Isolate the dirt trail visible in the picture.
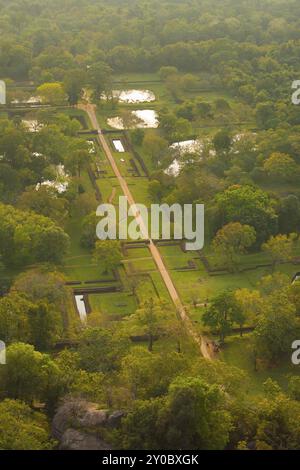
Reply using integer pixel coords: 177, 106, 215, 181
108, 187, 116, 203
79, 103, 212, 360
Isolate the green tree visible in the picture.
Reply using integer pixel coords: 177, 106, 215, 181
279, 195, 300, 234
0, 203, 70, 266
262, 233, 296, 271
33, 125, 68, 164
49, 113, 81, 136
88, 61, 112, 102
72, 193, 97, 219
164, 74, 182, 101
263, 152, 298, 182
203, 290, 245, 342
119, 397, 165, 449
288, 376, 300, 401
27, 301, 63, 350
148, 179, 166, 203
214, 98, 231, 113
176, 100, 196, 120
63, 69, 86, 105
180, 73, 198, 91
253, 295, 299, 363
158, 112, 177, 139
78, 327, 129, 373
215, 185, 278, 245
213, 130, 231, 152
254, 383, 300, 449
119, 347, 187, 400
212, 222, 256, 272
172, 117, 192, 142
65, 139, 91, 178
94, 239, 122, 274
238, 84, 256, 105
0, 293, 31, 344
132, 299, 166, 352
142, 132, 168, 164
255, 101, 275, 129
130, 129, 145, 146
159, 376, 232, 450
159, 66, 179, 80
195, 101, 213, 119
80, 211, 97, 249
235, 288, 264, 326
107, 46, 136, 73
0, 343, 61, 404
54, 350, 106, 404
17, 185, 69, 224
120, 376, 232, 450
0, 399, 53, 450
12, 268, 69, 312
37, 82, 66, 105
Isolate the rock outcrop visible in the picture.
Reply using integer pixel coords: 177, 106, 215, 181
60, 429, 110, 450
52, 399, 125, 450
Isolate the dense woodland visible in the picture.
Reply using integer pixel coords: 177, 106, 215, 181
1, 0, 300, 451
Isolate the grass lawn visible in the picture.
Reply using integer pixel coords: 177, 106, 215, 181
126, 177, 151, 206
171, 263, 297, 307
62, 108, 89, 128
63, 217, 116, 283
112, 150, 142, 178
125, 247, 150, 259
124, 257, 157, 273
158, 244, 197, 270
219, 334, 300, 396
130, 139, 155, 172
133, 332, 199, 357
135, 274, 160, 303
89, 291, 137, 319
96, 177, 121, 202
150, 271, 174, 305
63, 262, 116, 284
94, 155, 115, 176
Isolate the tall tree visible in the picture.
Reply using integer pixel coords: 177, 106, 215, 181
253, 293, 299, 364
159, 376, 232, 450
262, 233, 296, 271
132, 299, 166, 352
37, 82, 66, 105
88, 61, 112, 102
212, 222, 256, 272
94, 240, 122, 274
63, 69, 86, 105
263, 152, 299, 182
0, 400, 53, 450
0, 294, 31, 344
203, 290, 245, 342
215, 185, 278, 245
0, 343, 61, 404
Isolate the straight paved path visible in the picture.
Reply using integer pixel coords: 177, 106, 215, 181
79, 104, 212, 359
